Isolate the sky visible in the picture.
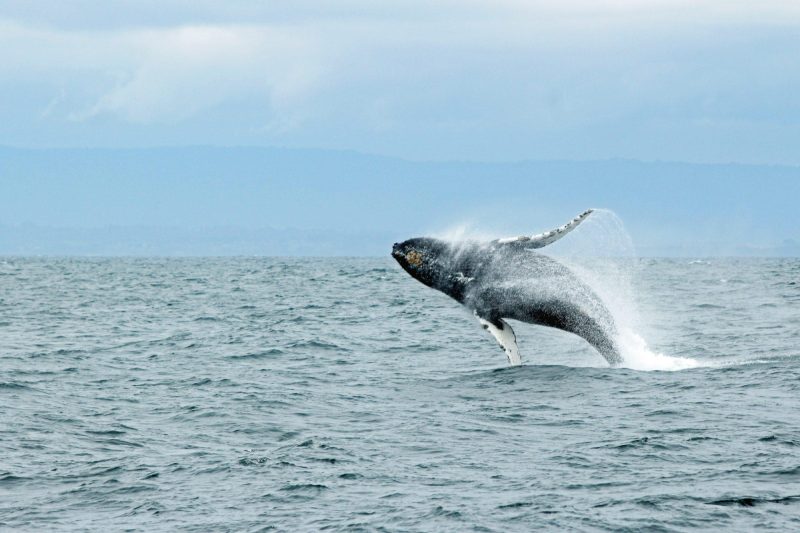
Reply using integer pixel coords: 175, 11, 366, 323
2, 1, 800, 164
1, 2, 798, 255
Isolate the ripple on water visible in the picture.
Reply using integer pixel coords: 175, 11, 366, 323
1, 257, 799, 531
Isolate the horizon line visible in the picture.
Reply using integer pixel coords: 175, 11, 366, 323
2, 144, 799, 170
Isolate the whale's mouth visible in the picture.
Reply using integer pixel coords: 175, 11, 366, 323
391, 244, 404, 261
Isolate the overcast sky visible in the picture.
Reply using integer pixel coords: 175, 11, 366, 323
2, 1, 800, 163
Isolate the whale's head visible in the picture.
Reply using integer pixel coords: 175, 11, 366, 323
392, 237, 453, 290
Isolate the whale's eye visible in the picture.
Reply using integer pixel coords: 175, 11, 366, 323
406, 250, 423, 267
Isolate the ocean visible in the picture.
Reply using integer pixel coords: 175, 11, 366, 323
1, 256, 799, 531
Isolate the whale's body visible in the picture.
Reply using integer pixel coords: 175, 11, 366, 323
392, 210, 622, 366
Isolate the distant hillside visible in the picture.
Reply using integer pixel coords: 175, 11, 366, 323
1, 146, 798, 256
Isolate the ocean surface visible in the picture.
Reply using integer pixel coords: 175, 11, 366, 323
1, 256, 799, 531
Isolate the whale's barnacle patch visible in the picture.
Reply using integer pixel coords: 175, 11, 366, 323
406, 251, 423, 267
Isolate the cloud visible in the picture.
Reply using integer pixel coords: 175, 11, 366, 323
0, 20, 328, 124
0, 2, 799, 162
82, 25, 327, 124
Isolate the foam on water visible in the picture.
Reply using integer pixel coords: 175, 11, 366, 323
615, 328, 703, 371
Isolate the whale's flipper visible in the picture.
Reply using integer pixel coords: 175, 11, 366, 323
494, 209, 593, 248
477, 315, 521, 366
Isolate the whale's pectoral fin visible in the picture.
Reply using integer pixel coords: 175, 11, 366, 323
493, 209, 593, 248
477, 315, 521, 366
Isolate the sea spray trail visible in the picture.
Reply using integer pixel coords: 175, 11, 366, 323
545, 209, 706, 371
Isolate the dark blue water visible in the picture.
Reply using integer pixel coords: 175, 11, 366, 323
1, 257, 799, 531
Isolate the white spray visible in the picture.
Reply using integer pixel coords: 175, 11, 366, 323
545, 209, 701, 371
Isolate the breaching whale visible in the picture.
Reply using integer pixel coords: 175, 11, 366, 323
391, 209, 622, 366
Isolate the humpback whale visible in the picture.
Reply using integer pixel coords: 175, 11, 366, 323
391, 209, 622, 366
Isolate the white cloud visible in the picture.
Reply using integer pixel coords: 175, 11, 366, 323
2, 1, 799, 125
0, 1, 798, 162
1, 19, 329, 124
83, 25, 326, 123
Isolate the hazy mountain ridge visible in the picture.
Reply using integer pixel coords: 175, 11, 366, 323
2, 146, 798, 256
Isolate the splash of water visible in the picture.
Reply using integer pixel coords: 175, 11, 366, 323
546, 209, 705, 371
431, 223, 496, 244
615, 328, 702, 371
